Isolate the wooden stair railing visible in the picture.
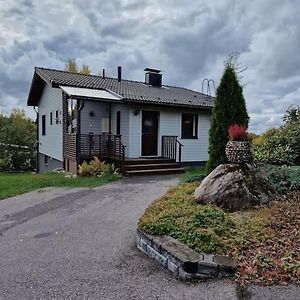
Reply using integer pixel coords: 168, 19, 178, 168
76, 133, 126, 173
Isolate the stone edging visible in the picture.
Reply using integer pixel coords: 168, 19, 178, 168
136, 228, 236, 280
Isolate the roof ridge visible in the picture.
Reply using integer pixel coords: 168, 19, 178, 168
35, 66, 147, 85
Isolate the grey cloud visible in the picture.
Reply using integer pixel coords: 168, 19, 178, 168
0, 0, 300, 133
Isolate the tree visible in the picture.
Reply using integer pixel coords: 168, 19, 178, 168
206, 54, 249, 173
0, 109, 36, 171
65, 58, 78, 73
80, 64, 91, 75
65, 58, 91, 75
283, 105, 300, 125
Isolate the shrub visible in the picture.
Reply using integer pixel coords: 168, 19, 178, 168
89, 157, 104, 176
253, 106, 300, 166
182, 174, 206, 183
0, 109, 36, 171
206, 54, 249, 173
101, 163, 119, 176
228, 124, 248, 141
78, 161, 94, 177
261, 165, 300, 193
0, 156, 11, 171
78, 157, 119, 177
253, 129, 299, 166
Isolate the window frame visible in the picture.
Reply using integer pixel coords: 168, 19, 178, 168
181, 113, 198, 139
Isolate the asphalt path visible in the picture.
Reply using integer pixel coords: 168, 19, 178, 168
0, 175, 298, 299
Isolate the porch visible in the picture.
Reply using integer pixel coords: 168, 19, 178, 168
65, 133, 184, 175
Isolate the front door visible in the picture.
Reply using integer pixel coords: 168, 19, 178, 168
141, 111, 159, 156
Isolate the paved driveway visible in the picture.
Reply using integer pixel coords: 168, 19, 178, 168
0, 176, 298, 299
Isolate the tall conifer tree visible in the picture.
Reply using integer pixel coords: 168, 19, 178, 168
206, 55, 249, 173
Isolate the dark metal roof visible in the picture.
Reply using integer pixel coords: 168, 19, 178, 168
27, 67, 214, 109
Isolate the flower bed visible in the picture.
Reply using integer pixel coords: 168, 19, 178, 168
138, 181, 300, 285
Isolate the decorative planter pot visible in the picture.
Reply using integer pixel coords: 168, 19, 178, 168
225, 141, 251, 164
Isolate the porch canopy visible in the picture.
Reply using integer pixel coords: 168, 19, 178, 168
59, 85, 123, 101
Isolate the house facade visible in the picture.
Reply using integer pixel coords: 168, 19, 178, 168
27, 67, 214, 175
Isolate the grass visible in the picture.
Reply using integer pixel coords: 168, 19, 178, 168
180, 166, 207, 183
0, 172, 121, 200
138, 181, 300, 285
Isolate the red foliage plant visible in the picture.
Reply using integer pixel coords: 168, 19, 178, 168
228, 124, 248, 141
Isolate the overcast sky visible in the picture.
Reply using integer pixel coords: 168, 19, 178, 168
0, 0, 299, 133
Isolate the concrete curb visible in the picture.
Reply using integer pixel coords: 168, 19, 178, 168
136, 228, 236, 280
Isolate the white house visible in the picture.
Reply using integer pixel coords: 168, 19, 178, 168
27, 67, 214, 175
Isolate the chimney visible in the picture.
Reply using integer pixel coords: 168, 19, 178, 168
102, 68, 105, 78
118, 66, 122, 82
144, 68, 162, 87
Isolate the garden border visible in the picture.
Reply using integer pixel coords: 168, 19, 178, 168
137, 228, 236, 279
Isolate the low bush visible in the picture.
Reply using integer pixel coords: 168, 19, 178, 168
78, 157, 119, 177
261, 165, 300, 193
182, 174, 206, 183
252, 106, 300, 165
101, 163, 119, 176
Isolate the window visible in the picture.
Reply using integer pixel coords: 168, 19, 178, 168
50, 112, 53, 125
55, 110, 59, 124
67, 99, 77, 133
42, 114, 46, 135
116, 111, 121, 135
181, 113, 198, 139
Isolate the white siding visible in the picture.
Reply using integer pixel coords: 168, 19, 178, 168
80, 101, 130, 157
128, 108, 142, 157
80, 101, 109, 134
111, 104, 130, 153
128, 105, 211, 161
38, 85, 63, 161
179, 112, 210, 162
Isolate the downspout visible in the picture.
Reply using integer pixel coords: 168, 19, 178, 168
109, 103, 112, 134
34, 106, 39, 173
76, 100, 84, 164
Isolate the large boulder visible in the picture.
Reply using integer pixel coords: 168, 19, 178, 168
194, 164, 276, 212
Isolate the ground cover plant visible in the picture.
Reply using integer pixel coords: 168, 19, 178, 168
262, 165, 300, 193
0, 171, 121, 200
180, 166, 207, 183
139, 178, 300, 285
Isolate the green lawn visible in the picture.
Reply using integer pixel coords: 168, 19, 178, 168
180, 166, 207, 182
0, 172, 121, 200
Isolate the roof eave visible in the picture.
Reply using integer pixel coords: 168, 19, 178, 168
27, 70, 46, 106
123, 99, 213, 110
